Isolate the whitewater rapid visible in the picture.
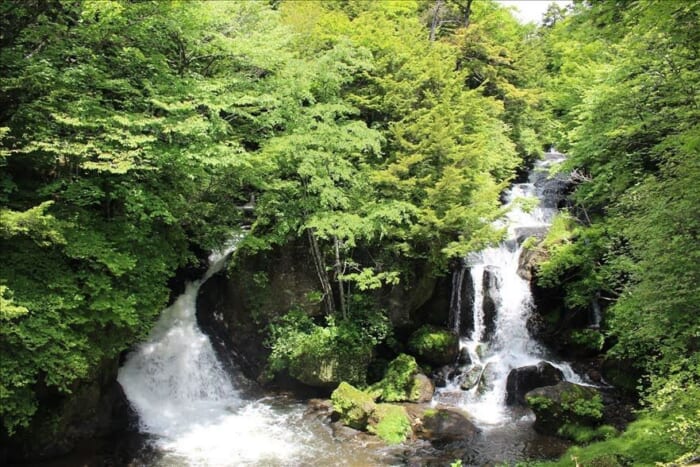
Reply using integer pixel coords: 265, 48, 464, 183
435, 152, 582, 426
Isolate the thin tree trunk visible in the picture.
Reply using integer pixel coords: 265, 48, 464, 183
307, 228, 335, 315
429, 0, 443, 41
462, 0, 474, 28
333, 236, 346, 319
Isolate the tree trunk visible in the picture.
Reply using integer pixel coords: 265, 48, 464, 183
307, 228, 335, 315
333, 236, 346, 319
429, 0, 443, 42
463, 0, 473, 27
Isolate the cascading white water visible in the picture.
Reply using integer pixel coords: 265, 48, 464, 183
117, 238, 314, 466
436, 152, 581, 426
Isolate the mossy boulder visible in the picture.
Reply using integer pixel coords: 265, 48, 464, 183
288, 347, 372, 389
416, 407, 479, 443
408, 325, 459, 366
526, 381, 603, 437
367, 404, 412, 444
505, 361, 564, 406
331, 382, 377, 430
411, 373, 435, 403
369, 354, 434, 403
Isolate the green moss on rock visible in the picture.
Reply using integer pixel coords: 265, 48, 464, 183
289, 348, 371, 388
408, 325, 459, 366
331, 382, 376, 430
526, 381, 603, 436
369, 354, 433, 403
367, 404, 412, 444
558, 423, 618, 444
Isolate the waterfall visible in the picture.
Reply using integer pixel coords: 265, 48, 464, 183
117, 237, 310, 465
435, 152, 581, 426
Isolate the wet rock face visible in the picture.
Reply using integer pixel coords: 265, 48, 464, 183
197, 239, 322, 381
481, 267, 500, 342
415, 407, 479, 443
517, 244, 548, 282
525, 381, 603, 436
197, 239, 441, 385
505, 361, 565, 406
514, 226, 549, 248
459, 365, 483, 391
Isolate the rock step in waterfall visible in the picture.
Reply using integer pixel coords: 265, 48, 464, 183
434, 151, 587, 426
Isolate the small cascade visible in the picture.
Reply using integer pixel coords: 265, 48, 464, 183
117, 237, 310, 465
435, 151, 582, 426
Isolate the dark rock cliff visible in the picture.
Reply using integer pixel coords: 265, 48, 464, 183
2, 356, 136, 463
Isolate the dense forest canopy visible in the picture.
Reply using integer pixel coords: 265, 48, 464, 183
0, 0, 698, 464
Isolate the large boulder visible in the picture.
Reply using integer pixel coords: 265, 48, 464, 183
288, 348, 372, 389
415, 407, 479, 443
331, 382, 377, 430
526, 381, 603, 436
505, 361, 564, 406
367, 404, 412, 445
412, 374, 436, 404
330, 382, 413, 445
369, 354, 434, 403
408, 325, 459, 367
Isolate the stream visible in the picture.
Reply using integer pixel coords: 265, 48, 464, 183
71, 152, 578, 466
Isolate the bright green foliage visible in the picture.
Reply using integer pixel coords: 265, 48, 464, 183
367, 403, 412, 445
1, 0, 540, 437
540, 0, 700, 389
561, 389, 603, 421
266, 309, 390, 387
534, 1, 700, 464
535, 411, 692, 466
557, 423, 617, 445
0, 0, 285, 435
537, 216, 629, 310
408, 325, 459, 365
368, 354, 420, 403
569, 329, 604, 354
272, 0, 531, 284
